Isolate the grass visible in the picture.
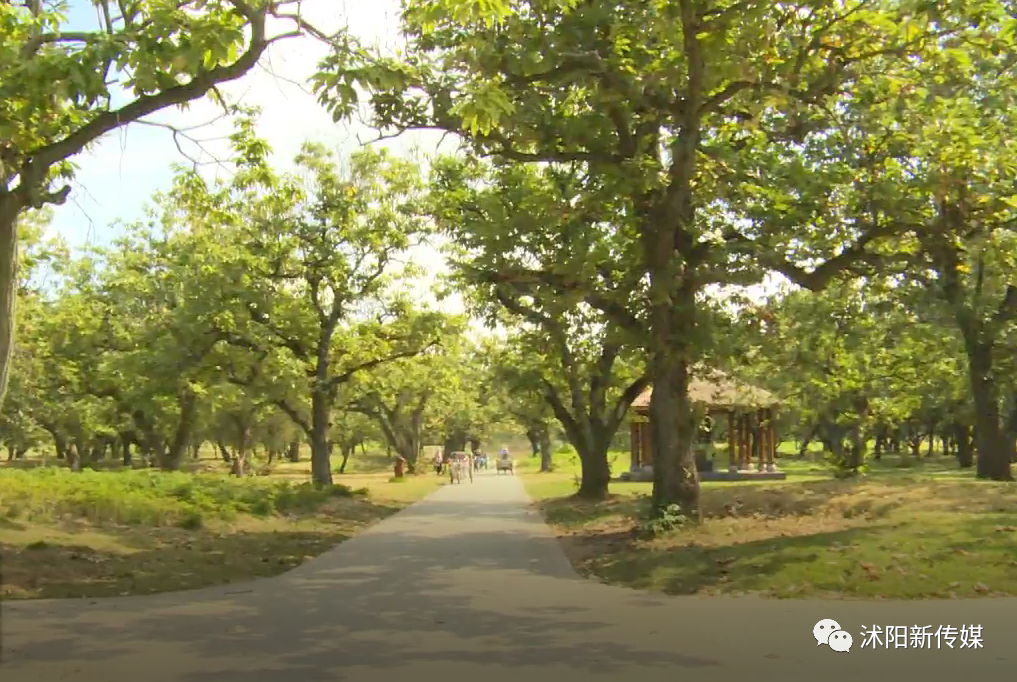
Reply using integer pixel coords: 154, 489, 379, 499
0, 461, 442, 600
523, 451, 1017, 599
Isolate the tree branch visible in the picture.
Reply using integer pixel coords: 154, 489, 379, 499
328, 339, 440, 388
27, 7, 280, 173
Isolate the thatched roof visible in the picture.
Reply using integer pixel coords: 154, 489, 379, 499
631, 367, 778, 411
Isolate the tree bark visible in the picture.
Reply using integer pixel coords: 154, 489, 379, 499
967, 345, 1011, 479
539, 425, 552, 472
159, 390, 199, 471
66, 443, 82, 472
286, 438, 301, 462
338, 443, 354, 473
309, 388, 333, 486
648, 357, 699, 518
526, 428, 540, 457
953, 423, 974, 468
120, 432, 134, 466
45, 427, 67, 460
0, 197, 20, 413
442, 432, 467, 457
574, 439, 611, 498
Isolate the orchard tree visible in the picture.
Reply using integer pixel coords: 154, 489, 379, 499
346, 319, 468, 470
163, 132, 449, 486
1, 209, 66, 459
494, 320, 646, 497
890, 37, 1017, 479
741, 11, 1017, 478
741, 280, 961, 473
89, 225, 229, 470
315, 0, 957, 516
330, 408, 376, 473
0, 0, 328, 412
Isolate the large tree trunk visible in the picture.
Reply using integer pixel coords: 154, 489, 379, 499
286, 438, 300, 462
159, 390, 199, 471
539, 425, 552, 473
964, 338, 1012, 480
309, 389, 333, 486
66, 442, 82, 472
1003, 393, 1017, 463
526, 428, 540, 457
574, 437, 611, 499
953, 423, 974, 468
44, 427, 67, 460
872, 424, 886, 460
0, 198, 20, 414
648, 351, 700, 519
339, 443, 353, 473
442, 431, 467, 457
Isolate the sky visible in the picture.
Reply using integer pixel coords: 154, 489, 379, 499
50, 0, 463, 310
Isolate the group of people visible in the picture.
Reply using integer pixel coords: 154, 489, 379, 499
432, 446, 510, 475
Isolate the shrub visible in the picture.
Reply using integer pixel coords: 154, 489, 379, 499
638, 504, 688, 538
0, 467, 364, 526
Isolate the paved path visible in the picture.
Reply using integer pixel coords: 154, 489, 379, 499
3, 473, 1014, 681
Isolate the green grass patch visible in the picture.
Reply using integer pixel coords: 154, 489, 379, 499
524, 469, 1017, 599
0, 467, 363, 527
0, 466, 443, 600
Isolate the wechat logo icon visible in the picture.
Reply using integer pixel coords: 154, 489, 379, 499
814, 618, 853, 653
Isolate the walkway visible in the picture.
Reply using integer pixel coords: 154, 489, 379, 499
3, 473, 1013, 681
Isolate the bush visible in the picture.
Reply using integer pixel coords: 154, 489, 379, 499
0, 467, 362, 527
638, 504, 688, 538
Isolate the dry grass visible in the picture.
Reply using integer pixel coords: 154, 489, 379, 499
0, 466, 442, 600
524, 470, 1017, 599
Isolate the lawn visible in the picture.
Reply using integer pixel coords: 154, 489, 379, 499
0, 461, 442, 600
523, 453, 1017, 599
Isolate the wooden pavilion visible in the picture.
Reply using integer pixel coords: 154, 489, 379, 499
624, 367, 786, 482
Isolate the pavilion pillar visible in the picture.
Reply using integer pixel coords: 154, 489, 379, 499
727, 411, 737, 473
757, 409, 766, 471
738, 414, 749, 469
630, 421, 641, 469
641, 421, 653, 468
766, 408, 778, 472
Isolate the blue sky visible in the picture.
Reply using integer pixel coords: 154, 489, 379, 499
51, 0, 443, 246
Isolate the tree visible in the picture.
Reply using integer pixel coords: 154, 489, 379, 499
0, 0, 325, 412
314, 0, 954, 516
429, 156, 647, 495
164, 133, 449, 485
329, 409, 375, 473
346, 321, 468, 470
1, 208, 66, 460
422, 340, 504, 457
761, 12, 1017, 479
741, 279, 966, 473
